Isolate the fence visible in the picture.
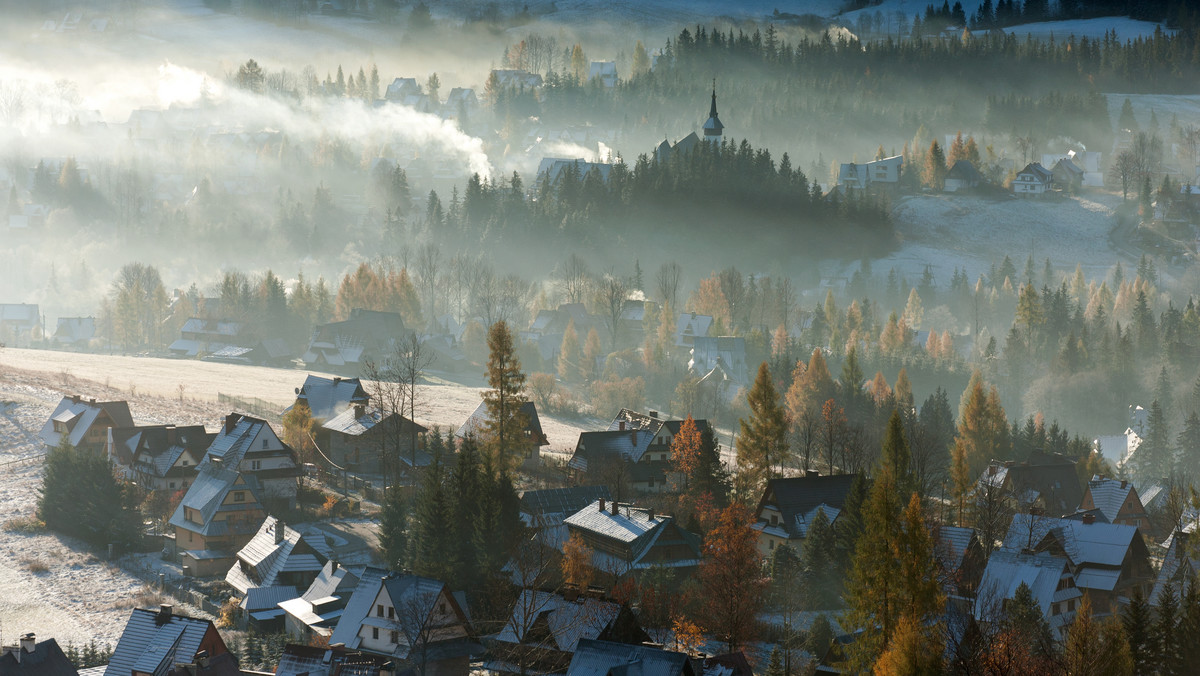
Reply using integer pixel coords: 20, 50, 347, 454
217, 393, 282, 422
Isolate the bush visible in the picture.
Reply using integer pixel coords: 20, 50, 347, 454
4, 515, 45, 533
21, 557, 49, 574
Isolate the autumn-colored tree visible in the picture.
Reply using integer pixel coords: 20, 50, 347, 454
821, 399, 847, 473
334, 261, 422, 327
557, 319, 584, 383
631, 40, 651, 76
880, 311, 905, 356
867, 371, 892, 408
281, 402, 317, 464
844, 415, 940, 672
670, 415, 703, 491
871, 612, 944, 676
688, 274, 731, 329
570, 44, 588, 83
1063, 596, 1133, 676
481, 321, 532, 472
583, 328, 602, 381
671, 617, 705, 656
952, 372, 1009, 523
737, 362, 789, 495
786, 348, 836, 421
561, 531, 595, 590
923, 139, 948, 189
696, 502, 765, 653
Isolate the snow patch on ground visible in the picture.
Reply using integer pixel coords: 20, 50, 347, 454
1004, 17, 1170, 41
847, 192, 1124, 283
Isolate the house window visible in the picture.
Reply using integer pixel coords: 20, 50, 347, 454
388, 607, 395, 619
1067, 599, 1075, 612
1052, 603, 1060, 616
181, 460, 189, 467
769, 540, 775, 550
648, 475, 655, 487
390, 631, 398, 645
233, 492, 245, 503
372, 627, 379, 640
169, 482, 176, 489
251, 460, 262, 470
439, 602, 447, 614
262, 439, 268, 449
377, 604, 384, 617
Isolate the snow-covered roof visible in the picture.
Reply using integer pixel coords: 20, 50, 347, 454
39, 396, 134, 449
974, 550, 1078, 631
493, 590, 623, 653
225, 516, 327, 594
104, 607, 216, 676
1083, 476, 1138, 523
292, 375, 369, 422
565, 501, 663, 544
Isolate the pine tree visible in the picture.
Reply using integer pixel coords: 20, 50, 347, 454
801, 507, 840, 609
737, 362, 790, 494
378, 487, 408, 569
482, 320, 531, 472
1157, 582, 1183, 674
632, 40, 651, 76
1122, 586, 1155, 674
923, 140, 947, 189
1137, 399, 1171, 480
410, 449, 455, 579
1177, 411, 1200, 476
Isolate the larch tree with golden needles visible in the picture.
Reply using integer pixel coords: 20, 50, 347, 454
696, 502, 765, 653
482, 320, 531, 472
561, 531, 594, 590
737, 362, 789, 495
952, 372, 1009, 524
670, 415, 703, 491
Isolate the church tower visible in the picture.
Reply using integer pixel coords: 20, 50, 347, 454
702, 80, 723, 145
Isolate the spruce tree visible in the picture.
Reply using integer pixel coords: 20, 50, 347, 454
378, 487, 408, 569
801, 507, 840, 609
1157, 583, 1183, 675
1122, 586, 1155, 674
410, 449, 455, 580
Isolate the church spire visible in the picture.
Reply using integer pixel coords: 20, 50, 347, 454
703, 78, 724, 143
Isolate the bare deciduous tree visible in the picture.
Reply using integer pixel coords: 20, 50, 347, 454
597, 271, 627, 350
557, 253, 591, 305
656, 261, 682, 310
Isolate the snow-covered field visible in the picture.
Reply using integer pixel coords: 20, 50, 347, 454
850, 192, 1124, 283
1004, 17, 1170, 41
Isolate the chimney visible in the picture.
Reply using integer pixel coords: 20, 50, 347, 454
631, 430, 638, 445
1121, 479, 1127, 489
649, 410, 658, 419
20, 634, 35, 655
1082, 512, 1096, 525
988, 465, 997, 476
599, 498, 606, 512
195, 651, 210, 668
224, 413, 238, 434
619, 421, 626, 431
333, 377, 342, 385
647, 508, 655, 521
159, 604, 173, 621
354, 404, 365, 418
70, 394, 80, 404
331, 560, 339, 572
806, 469, 820, 478
275, 519, 285, 544
611, 500, 619, 516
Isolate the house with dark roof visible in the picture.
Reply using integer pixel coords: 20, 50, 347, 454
290, 376, 371, 424
1002, 513, 1153, 615
934, 526, 986, 599
565, 639, 695, 676
974, 551, 1081, 639
322, 404, 428, 476
567, 410, 713, 494
301, 309, 408, 372
104, 605, 229, 676
976, 454, 1082, 518
168, 465, 267, 575
944, 160, 983, 193
0, 633, 78, 676
1077, 476, 1150, 534
751, 472, 858, 557
1012, 162, 1053, 195
204, 414, 301, 507
168, 318, 247, 358
327, 571, 479, 674
107, 425, 212, 493
226, 516, 328, 597
39, 395, 134, 452
689, 336, 747, 384
520, 486, 612, 529
1051, 157, 1084, 191
674, 313, 712, 348
488, 590, 649, 674
561, 499, 701, 589
279, 563, 390, 643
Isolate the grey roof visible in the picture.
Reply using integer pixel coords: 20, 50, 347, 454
104, 608, 216, 676
974, 551, 1078, 630
54, 316, 95, 344
1003, 514, 1141, 571
302, 562, 381, 603
202, 415, 281, 469
455, 399, 547, 445
674, 313, 713, 345
167, 465, 264, 538
979, 455, 1082, 517
493, 590, 622, 653
1084, 477, 1138, 523
225, 516, 327, 594
573, 430, 655, 465
946, 159, 983, 182
321, 406, 427, 439
39, 396, 134, 448
242, 585, 299, 612
566, 639, 691, 676
521, 486, 612, 521
1016, 162, 1053, 182
1152, 530, 1200, 605
330, 571, 470, 660
109, 425, 211, 479
755, 474, 859, 539
0, 637, 79, 676
537, 158, 614, 185
326, 569, 405, 649
292, 376, 370, 422
935, 526, 978, 575
565, 501, 664, 544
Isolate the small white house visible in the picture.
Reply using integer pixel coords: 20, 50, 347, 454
1012, 162, 1052, 195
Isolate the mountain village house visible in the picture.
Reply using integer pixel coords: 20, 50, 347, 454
39, 395, 134, 453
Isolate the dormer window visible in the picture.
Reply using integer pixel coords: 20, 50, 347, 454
262, 439, 268, 449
